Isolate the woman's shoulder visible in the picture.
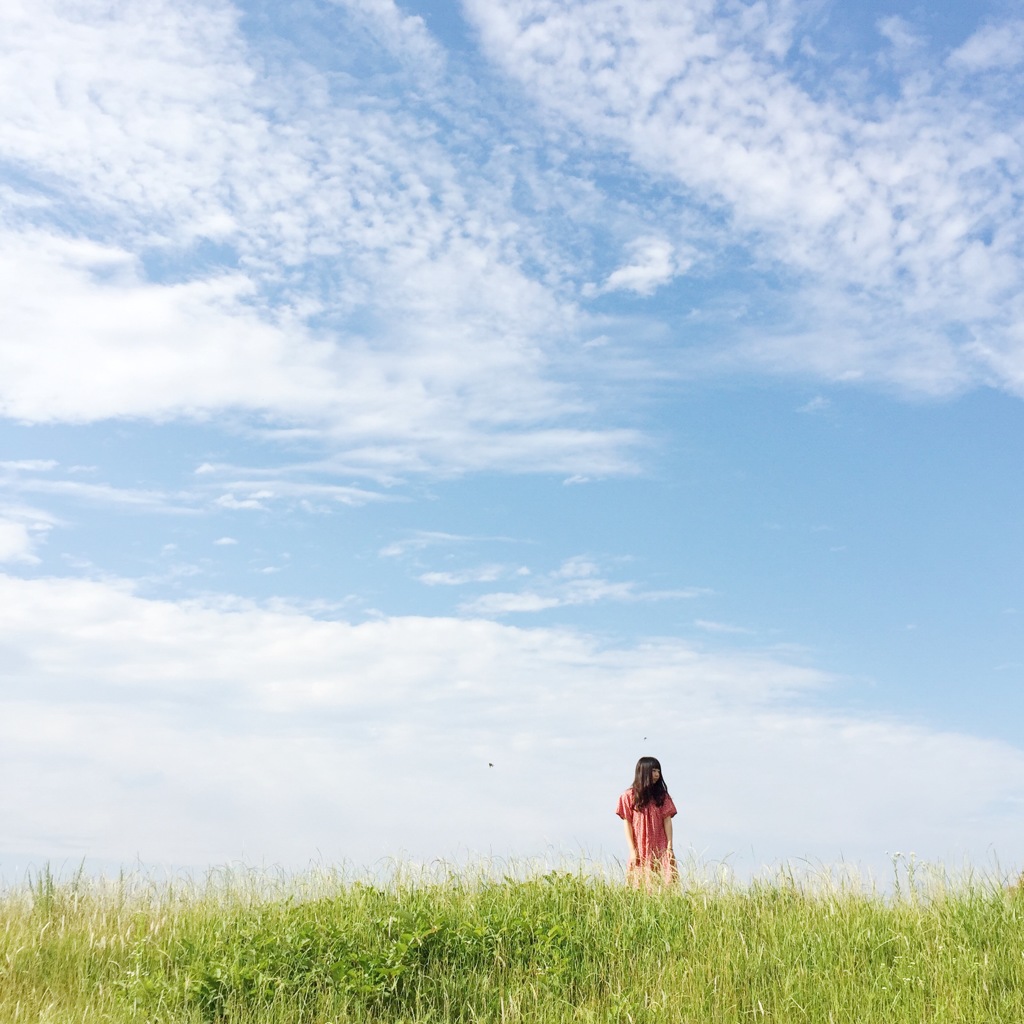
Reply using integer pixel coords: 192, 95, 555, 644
617, 787, 634, 806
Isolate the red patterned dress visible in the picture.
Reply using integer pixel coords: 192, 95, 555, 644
616, 787, 678, 883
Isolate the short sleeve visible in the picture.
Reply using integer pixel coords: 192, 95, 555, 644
662, 793, 678, 818
615, 789, 632, 819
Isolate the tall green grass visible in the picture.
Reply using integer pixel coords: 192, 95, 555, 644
3, 860, 1024, 1023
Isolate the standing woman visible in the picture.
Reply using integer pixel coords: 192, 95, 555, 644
616, 756, 678, 885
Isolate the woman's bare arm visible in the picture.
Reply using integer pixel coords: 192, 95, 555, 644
663, 814, 674, 851
623, 819, 638, 863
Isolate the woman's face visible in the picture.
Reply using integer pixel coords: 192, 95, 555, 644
651, 768, 661, 782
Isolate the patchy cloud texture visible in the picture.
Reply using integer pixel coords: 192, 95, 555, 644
467, 0, 1024, 393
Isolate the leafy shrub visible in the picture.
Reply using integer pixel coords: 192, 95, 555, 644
117, 883, 591, 1022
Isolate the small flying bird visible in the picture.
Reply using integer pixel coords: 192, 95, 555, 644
488, 762, 494, 768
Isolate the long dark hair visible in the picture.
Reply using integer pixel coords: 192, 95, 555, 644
632, 756, 668, 810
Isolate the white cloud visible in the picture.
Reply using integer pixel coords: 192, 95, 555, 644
0, 0, 252, 239
461, 591, 564, 614
695, 619, 754, 635
877, 16, 925, 55
3, 0, 1022, 447
0, 460, 58, 472
418, 565, 509, 586
0, 460, 192, 514
554, 555, 600, 579
593, 236, 690, 296
460, 578, 638, 614
336, 0, 448, 78
0, 520, 39, 563
459, 555, 706, 615
214, 492, 271, 511
213, 537, 238, 545
203, 476, 385, 510
0, 231, 334, 424
0, 504, 57, 564
0, 0, 638, 477
797, 396, 831, 414
2, 572, 1024, 874
378, 531, 481, 558
465, 0, 1024, 396
949, 20, 1024, 72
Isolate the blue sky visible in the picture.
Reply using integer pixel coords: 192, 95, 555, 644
2, 0, 1024, 879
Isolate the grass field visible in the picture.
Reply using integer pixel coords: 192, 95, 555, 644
3, 859, 1024, 1023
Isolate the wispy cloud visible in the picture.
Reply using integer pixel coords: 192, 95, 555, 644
877, 16, 926, 58
378, 531, 485, 559
949, 20, 1024, 72
695, 619, 755, 636
0, 459, 192, 514
418, 565, 513, 586
466, 0, 1024, 396
0, 504, 56, 564
214, 492, 272, 511
797, 396, 831, 414
0, 460, 58, 472
459, 555, 705, 616
208, 479, 386, 511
